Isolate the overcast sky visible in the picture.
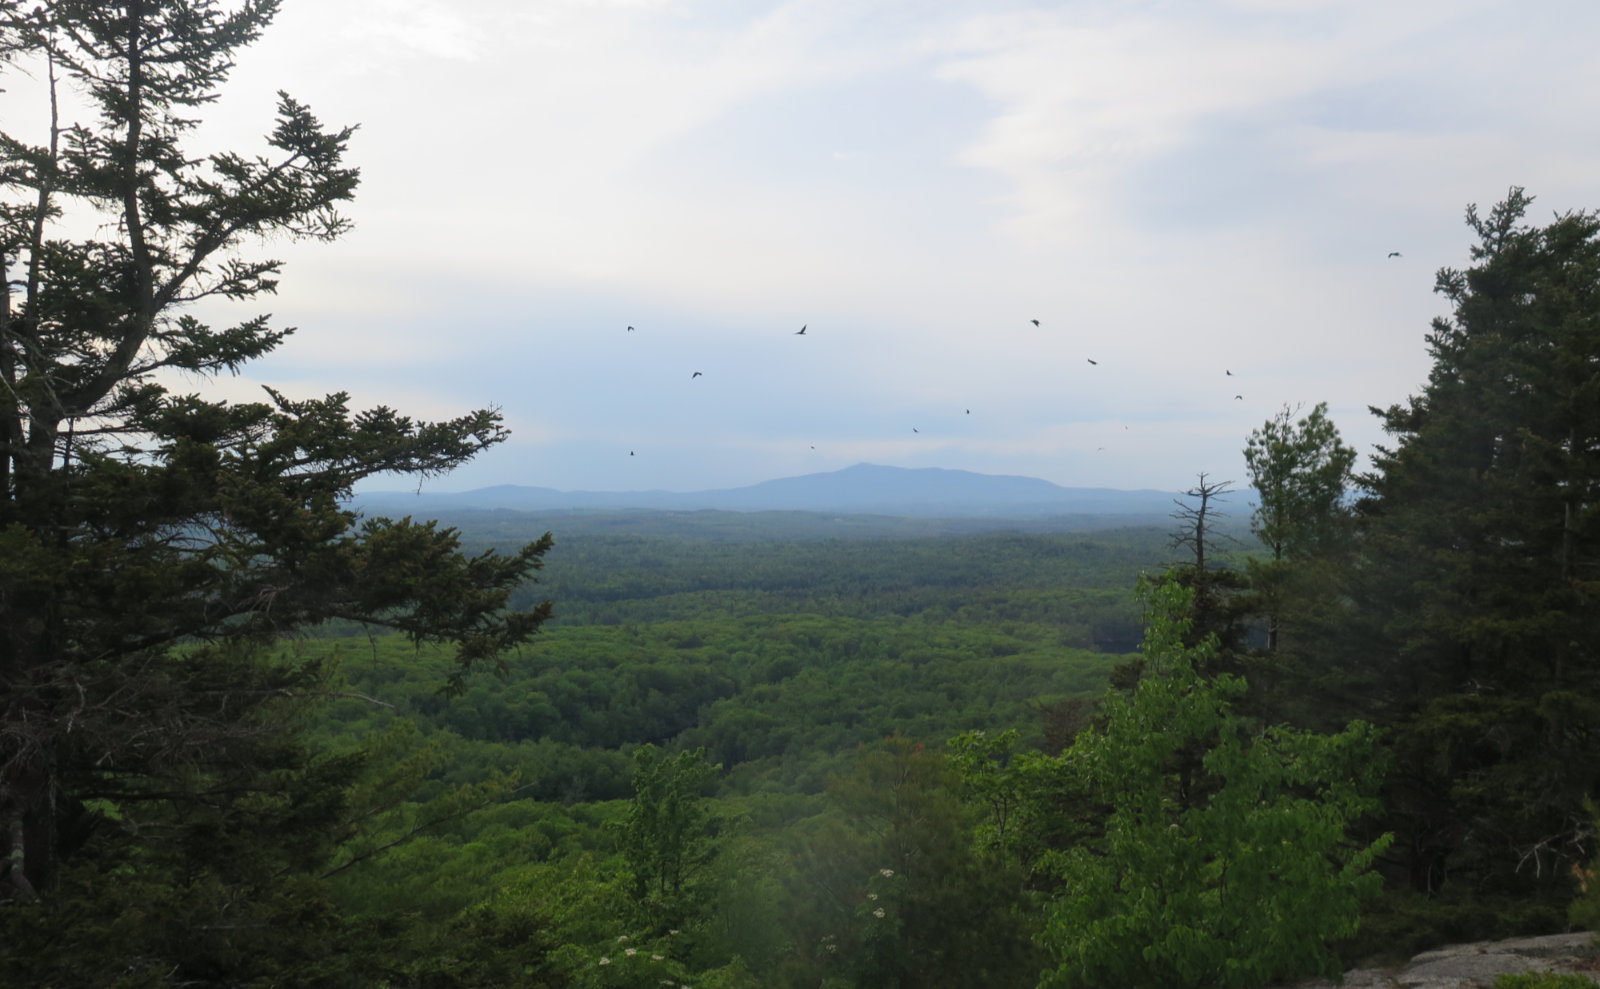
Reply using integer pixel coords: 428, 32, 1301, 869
126, 0, 1600, 493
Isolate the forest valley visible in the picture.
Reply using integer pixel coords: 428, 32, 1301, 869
1, 4, 1598, 988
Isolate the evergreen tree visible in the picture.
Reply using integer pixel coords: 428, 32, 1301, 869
0, 0, 552, 973
1354, 188, 1600, 907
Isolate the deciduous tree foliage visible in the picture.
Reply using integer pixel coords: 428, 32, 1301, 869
0, 0, 550, 952
1242, 402, 1357, 722
620, 744, 719, 932
1353, 188, 1600, 902
1245, 402, 1356, 568
1039, 580, 1389, 989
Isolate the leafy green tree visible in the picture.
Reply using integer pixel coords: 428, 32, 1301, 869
1352, 188, 1600, 905
620, 745, 720, 932
1244, 402, 1356, 567
1038, 579, 1390, 989
1243, 401, 1356, 654
0, 0, 551, 978
946, 728, 1037, 869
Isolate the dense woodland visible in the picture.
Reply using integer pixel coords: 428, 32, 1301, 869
2, 4, 1599, 988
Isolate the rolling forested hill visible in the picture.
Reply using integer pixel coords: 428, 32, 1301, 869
311, 516, 1179, 777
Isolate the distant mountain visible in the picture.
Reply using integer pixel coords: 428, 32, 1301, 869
353, 463, 1180, 519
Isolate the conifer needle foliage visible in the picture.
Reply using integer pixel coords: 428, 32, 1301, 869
0, 2, 551, 978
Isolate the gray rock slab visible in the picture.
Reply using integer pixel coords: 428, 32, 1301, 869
1272, 932, 1600, 989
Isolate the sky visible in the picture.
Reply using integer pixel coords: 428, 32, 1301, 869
49, 0, 1600, 493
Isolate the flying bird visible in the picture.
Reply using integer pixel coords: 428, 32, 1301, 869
1030, 319, 1040, 326
796, 324, 807, 335
1225, 369, 1233, 376
1235, 395, 1244, 400
627, 325, 635, 331
913, 428, 919, 433
1086, 358, 1099, 365
692, 371, 702, 378
1387, 251, 1402, 258
965, 409, 970, 414
630, 451, 634, 456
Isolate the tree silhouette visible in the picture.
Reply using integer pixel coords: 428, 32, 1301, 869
0, 4, 551, 966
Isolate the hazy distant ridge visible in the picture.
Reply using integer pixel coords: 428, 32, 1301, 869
355, 463, 1179, 518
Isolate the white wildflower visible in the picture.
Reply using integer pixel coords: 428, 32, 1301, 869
868, 893, 878, 900
873, 907, 886, 918
625, 947, 638, 957
879, 868, 894, 877
652, 954, 664, 961
668, 929, 680, 936
599, 957, 611, 966
618, 934, 630, 942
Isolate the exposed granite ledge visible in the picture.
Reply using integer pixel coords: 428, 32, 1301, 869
1273, 932, 1599, 989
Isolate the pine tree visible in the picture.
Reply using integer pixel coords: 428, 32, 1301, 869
1354, 188, 1600, 905
0, 0, 551, 940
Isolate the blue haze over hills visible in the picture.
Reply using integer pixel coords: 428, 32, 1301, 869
355, 463, 1181, 519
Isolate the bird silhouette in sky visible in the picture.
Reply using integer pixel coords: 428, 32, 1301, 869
692, 371, 702, 378
1235, 395, 1244, 400
1226, 369, 1233, 376
913, 428, 919, 433
630, 451, 634, 456
1087, 358, 1099, 365
627, 325, 635, 331
796, 324, 807, 334
965, 409, 970, 414
1030, 319, 1040, 326
1387, 251, 1402, 258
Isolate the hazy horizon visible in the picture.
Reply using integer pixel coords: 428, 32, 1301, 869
380, 461, 1184, 497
